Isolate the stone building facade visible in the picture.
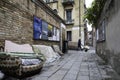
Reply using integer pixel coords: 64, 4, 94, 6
96, 0, 120, 74
43, 0, 87, 49
0, 0, 65, 48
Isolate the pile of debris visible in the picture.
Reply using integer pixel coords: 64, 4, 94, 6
0, 40, 63, 78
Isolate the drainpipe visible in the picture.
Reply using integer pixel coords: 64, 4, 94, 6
60, 23, 62, 51
79, 0, 81, 37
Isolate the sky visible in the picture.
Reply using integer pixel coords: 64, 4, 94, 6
85, 0, 94, 8
85, 0, 94, 31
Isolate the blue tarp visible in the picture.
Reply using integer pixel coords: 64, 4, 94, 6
33, 16, 42, 39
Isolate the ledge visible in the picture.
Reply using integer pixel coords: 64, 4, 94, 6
97, 39, 106, 43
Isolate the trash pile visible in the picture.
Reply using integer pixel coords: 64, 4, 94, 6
32, 45, 61, 64
0, 40, 44, 77
4, 40, 62, 64
5, 40, 34, 53
52, 45, 64, 56
0, 40, 63, 78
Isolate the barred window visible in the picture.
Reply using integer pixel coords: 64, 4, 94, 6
97, 20, 106, 41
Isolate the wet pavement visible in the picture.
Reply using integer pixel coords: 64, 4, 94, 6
1, 49, 120, 80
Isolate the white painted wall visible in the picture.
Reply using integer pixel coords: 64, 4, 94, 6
106, 9, 120, 54
81, 27, 84, 46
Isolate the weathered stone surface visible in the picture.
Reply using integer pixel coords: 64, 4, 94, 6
96, 0, 120, 75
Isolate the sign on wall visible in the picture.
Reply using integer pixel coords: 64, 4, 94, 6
33, 16, 60, 41
48, 24, 53, 40
33, 16, 42, 39
52, 27, 57, 41
56, 29, 60, 41
41, 20, 48, 40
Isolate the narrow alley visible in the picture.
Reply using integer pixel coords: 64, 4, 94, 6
3, 49, 120, 80
1, 0, 120, 80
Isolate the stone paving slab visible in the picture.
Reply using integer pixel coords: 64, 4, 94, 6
68, 69, 79, 75
77, 76, 89, 80
90, 76, 101, 80
48, 70, 67, 80
90, 71, 101, 77
63, 73, 77, 80
32, 76, 48, 80
78, 71, 89, 76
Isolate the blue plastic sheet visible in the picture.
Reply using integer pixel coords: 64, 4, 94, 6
33, 16, 42, 39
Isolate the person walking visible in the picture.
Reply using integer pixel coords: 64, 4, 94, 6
78, 39, 81, 50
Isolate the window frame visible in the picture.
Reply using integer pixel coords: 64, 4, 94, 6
67, 31, 72, 41
66, 9, 72, 21
97, 19, 106, 42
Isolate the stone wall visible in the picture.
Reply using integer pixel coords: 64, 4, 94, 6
96, 0, 120, 74
0, 0, 62, 47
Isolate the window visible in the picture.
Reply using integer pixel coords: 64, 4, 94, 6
67, 31, 72, 41
66, 9, 72, 21
97, 20, 106, 41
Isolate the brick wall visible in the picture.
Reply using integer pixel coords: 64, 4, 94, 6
0, 0, 61, 47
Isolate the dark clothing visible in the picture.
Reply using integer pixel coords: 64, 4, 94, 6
78, 39, 81, 49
